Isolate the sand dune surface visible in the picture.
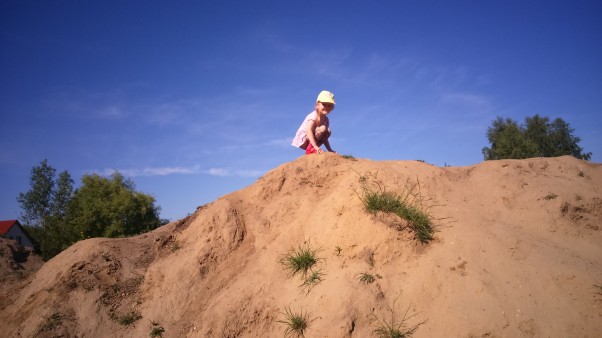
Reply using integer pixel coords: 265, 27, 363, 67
1, 155, 601, 337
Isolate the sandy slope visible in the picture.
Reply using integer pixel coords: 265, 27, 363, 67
1, 155, 600, 337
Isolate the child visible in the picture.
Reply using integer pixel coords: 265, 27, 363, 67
292, 90, 337, 154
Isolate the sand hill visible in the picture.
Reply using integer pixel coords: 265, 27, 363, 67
0, 155, 601, 337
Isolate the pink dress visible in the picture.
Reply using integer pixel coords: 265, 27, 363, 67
292, 111, 330, 149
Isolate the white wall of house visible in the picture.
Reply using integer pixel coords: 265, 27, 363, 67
4, 224, 34, 248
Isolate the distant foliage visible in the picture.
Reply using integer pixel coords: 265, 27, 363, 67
17, 161, 162, 259
67, 172, 161, 239
17, 160, 75, 259
17, 159, 73, 228
482, 115, 592, 161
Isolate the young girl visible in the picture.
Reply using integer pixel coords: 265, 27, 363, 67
292, 90, 337, 154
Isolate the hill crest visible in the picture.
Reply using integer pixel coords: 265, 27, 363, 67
1, 155, 601, 337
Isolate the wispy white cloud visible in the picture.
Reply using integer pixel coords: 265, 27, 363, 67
94, 165, 201, 177
205, 167, 265, 178
304, 48, 354, 80
442, 92, 493, 111
97, 105, 127, 119
92, 165, 265, 178
252, 25, 296, 53
234, 169, 266, 177
266, 138, 293, 147
44, 82, 147, 120
137, 166, 201, 176
215, 137, 294, 153
206, 168, 230, 176
442, 92, 494, 114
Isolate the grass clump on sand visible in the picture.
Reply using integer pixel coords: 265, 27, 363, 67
279, 242, 322, 278
335, 245, 342, 256
37, 312, 63, 334
358, 272, 381, 284
300, 270, 324, 293
150, 322, 165, 337
361, 180, 435, 243
118, 311, 142, 326
278, 307, 311, 338
373, 301, 426, 338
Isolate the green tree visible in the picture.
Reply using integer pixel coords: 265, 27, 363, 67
17, 159, 57, 227
483, 115, 592, 160
524, 114, 552, 156
51, 171, 75, 219
66, 172, 161, 240
18, 161, 163, 259
42, 171, 76, 257
17, 160, 75, 259
548, 118, 590, 159
482, 117, 538, 160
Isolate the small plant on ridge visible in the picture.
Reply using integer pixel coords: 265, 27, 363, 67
150, 323, 165, 337
358, 272, 381, 284
37, 312, 63, 334
278, 307, 311, 338
118, 311, 142, 326
361, 181, 435, 243
373, 301, 426, 338
301, 270, 325, 293
278, 242, 322, 278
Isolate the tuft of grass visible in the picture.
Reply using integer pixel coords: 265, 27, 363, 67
335, 245, 342, 256
595, 284, 602, 296
300, 270, 324, 293
279, 242, 322, 278
38, 312, 63, 333
364, 189, 403, 214
361, 182, 434, 243
118, 311, 142, 326
544, 193, 558, 200
150, 323, 165, 337
278, 307, 311, 338
342, 154, 357, 161
373, 302, 426, 338
358, 272, 379, 284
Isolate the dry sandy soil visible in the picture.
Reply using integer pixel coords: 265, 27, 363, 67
1, 155, 601, 337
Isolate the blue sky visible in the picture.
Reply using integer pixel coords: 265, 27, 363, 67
1, 1, 601, 222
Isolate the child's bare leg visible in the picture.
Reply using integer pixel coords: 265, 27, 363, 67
314, 125, 331, 147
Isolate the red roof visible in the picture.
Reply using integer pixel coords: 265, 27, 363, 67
0, 220, 19, 235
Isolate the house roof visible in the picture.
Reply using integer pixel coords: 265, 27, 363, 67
0, 220, 19, 236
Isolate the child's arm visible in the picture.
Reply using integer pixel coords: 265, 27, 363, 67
323, 139, 335, 153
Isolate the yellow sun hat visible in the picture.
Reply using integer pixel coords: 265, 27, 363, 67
316, 90, 336, 104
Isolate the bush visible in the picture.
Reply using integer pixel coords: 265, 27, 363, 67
482, 115, 592, 160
